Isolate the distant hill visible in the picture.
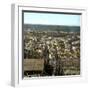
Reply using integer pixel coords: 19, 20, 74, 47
24, 24, 80, 32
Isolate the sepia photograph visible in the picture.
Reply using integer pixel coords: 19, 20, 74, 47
23, 11, 80, 78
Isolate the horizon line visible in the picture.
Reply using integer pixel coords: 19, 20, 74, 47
24, 23, 80, 27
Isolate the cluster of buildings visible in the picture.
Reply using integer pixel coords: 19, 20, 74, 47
24, 31, 80, 60
24, 30, 80, 76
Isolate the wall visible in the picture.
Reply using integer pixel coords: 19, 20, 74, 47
0, 0, 90, 89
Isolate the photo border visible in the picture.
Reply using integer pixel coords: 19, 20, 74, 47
11, 4, 87, 87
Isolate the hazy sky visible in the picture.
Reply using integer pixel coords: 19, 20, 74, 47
24, 12, 80, 26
